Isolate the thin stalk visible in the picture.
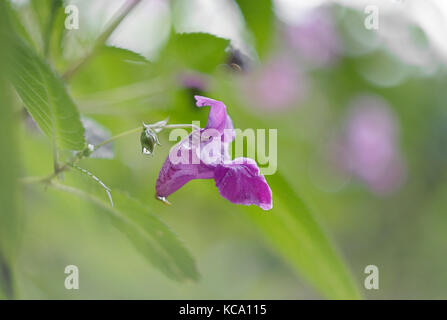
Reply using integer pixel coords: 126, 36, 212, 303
94, 123, 200, 150
93, 126, 143, 151
20, 122, 200, 184
20, 151, 83, 184
62, 0, 142, 81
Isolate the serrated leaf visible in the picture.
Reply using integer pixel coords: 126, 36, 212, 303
234, 0, 274, 58
7, 36, 85, 150
243, 172, 361, 299
52, 183, 199, 282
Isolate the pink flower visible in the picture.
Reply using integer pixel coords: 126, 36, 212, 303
179, 71, 209, 91
244, 57, 307, 111
156, 96, 273, 210
343, 95, 406, 194
286, 9, 339, 67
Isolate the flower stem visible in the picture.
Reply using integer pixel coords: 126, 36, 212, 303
19, 122, 200, 184
93, 126, 143, 151
94, 123, 200, 150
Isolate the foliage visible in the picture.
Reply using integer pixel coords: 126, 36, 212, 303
8, 36, 85, 150
5, 0, 444, 300
234, 0, 274, 59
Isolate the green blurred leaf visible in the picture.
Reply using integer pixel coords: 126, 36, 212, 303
72, 46, 152, 95
8, 36, 85, 150
234, 0, 274, 58
4, 1, 36, 50
29, 0, 63, 57
52, 183, 199, 282
161, 32, 230, 73
30, 0, 56, 36
243, 172, 361, 299
70, 46, 163, 116
0, 86, 19, 299
0, 3, 21, 299
44, 0, 65, 60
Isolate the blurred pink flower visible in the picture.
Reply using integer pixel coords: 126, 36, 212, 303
243, 57, 307, 111
179, 71, 209, 92
286, 9, 340, 68
342, 95, 406, 195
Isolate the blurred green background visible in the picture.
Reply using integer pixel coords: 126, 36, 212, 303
1, 0, 447, 299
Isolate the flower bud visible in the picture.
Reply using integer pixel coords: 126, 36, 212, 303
140, 128, 160, 155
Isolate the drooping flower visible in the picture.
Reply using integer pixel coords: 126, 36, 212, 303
155, 96, 273, 210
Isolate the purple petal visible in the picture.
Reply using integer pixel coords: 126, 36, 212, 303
194, 95, 234, 142
156, 133, 214, 198
214, 158, 273, 210
156, 96, 273, 209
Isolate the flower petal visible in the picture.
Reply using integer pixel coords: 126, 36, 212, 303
194, 95, 234, 142
156, 133, 214, 199
214, 158, 273, 210
156, 96, 273, 209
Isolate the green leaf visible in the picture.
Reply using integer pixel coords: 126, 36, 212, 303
0, 86, 19, 299
71, 46, 151, 95
161, 32, 230, 73
52, 183, 199, 282
0, 5, 21, 299
3, 1, 36, 50
234, 0, 274, 59
8, 36, 85, 150
71, 46, 159, 116
243, 172, 361, 299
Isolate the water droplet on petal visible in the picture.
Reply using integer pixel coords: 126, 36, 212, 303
156, 195, 171, 205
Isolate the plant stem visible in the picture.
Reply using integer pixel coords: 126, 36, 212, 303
94, 123, 200, 150
93, 126, 143, 151
20, 151, 83, 184
62, 0, 142, 81
20, 122, 200, 184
